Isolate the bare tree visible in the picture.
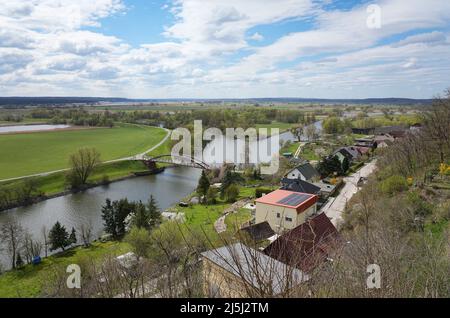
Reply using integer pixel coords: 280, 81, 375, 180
421, 90, 450, 163
41, 225, 49, 258
22, 230, 42, 264
68, 148, 101, 186
0, 218, 24, 269
305, 123, 317, 142
78, 221, 93, 247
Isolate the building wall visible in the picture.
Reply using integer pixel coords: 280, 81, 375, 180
255, 202, 317, 233
202, 258, 251, 298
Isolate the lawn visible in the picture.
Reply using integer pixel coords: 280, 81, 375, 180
0, 124, 167, 179
0, 241, 130, 298
255, 121, 295, 134
173, 187, 254, 243
0, 160, 150, 197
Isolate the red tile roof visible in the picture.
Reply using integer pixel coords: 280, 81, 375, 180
255, 189, 317, 213
263, 212, 341, 272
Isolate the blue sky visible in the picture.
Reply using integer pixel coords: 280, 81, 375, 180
0, 0, 450, 98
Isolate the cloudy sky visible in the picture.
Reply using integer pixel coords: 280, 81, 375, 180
1, 0, 449, 99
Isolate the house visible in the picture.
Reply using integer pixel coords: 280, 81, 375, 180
281, 178, 321, 196
255, 189, 318, 233
311, 181, 337, 198
354, 137, 375, 148
351, 127, 375, 135
239, 221, 276, 242
374, 125, 407, 135
264, 213, 340, 272
285, 162, 320, 181
201, 243, 308, 298
374, 134, 395, 148
354, 146, 371, 156
333, 146, 360, 164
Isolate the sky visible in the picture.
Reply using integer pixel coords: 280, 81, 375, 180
0, 0, 450, 99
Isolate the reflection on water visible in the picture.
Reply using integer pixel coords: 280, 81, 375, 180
0, 121, 322, 269
0, 167, 201, 269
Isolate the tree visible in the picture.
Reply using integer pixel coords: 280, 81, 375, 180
102, 198, 135, 239
196, 170, 210, 202
421, 90, 450, 163
220, 171, 244, 198
22, 231, 42, 264
147, 195, 161, 228
130, 202, 150, 230
78, 222, 93, 247
41, 225, 49, 257
305, 124, 317, 141
67, 148, 101, 187
0, 218, 24, 269
49, 222, 70, 252
341, 157, 350, 174
323, 117, 344, 134
124, 227, 153, 260
206, 187, 218, 204
15, 253, 24, 268
317, 156, 343, 177
69, 227, 77, 245
224, 184, 240, 203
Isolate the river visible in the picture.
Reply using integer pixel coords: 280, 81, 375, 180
0, 122, 322, 269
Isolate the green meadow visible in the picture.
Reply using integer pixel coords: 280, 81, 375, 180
0, 124, 167, 180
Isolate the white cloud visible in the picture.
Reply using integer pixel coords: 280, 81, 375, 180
0, 0, 449, 98
249, 32, 264, 41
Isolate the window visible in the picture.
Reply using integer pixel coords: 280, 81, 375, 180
276, 213, 280, 218
285, 217, 293, 222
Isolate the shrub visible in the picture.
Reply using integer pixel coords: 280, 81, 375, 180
255, 188, 273, 198
380, 175, 408, 195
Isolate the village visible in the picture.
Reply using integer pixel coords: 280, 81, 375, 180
160, 123, 423, 297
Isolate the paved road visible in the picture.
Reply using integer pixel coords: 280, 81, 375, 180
0, 127, 171, 183
320, 160, 377, 227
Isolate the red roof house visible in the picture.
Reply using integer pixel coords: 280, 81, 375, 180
264, 212, 341, 272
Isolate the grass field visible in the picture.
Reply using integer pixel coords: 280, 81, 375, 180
0, 124, 167, 180
0, 160, 150, 197
0, 241, 130, 298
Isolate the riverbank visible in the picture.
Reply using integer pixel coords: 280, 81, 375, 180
0, 241, 130, 297
0, 160, 165, 212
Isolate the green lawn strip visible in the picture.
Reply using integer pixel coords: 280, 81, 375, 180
255, 121, 295, 135
174, 187, 255, 243
146, 136, 172, 157
0, 241, 130, 298
0, 124, 166, 179
0, 160, 148, 197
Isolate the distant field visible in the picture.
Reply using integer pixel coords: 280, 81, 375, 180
0, 124, 167, 180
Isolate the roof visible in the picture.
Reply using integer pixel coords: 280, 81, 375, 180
311, 181, 336, 193
281, 178, 321, 195
374, 125, 407, 134
354, 146, 371, 155
264, 213, 340, 272
239, 221, 276, 242
334, 147, 360, 160
287, 163, 320, 181
201, 243, 308, 295
255, 189, 318, 213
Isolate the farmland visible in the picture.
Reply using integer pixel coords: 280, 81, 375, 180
0, 124, 167, 180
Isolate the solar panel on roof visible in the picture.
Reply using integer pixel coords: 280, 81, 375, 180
277, 193, 310, 207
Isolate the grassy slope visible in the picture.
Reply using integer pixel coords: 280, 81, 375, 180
0, 160, 149, 196
0, 124, 167, 179
0, 187, 255, 298
0, 241, 130, 298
